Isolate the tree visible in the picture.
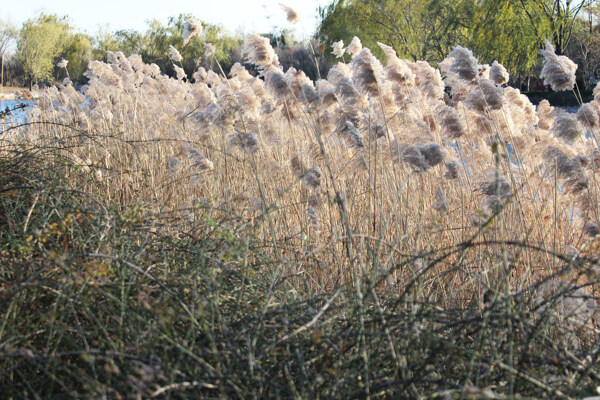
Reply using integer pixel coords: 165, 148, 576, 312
0, 18, 17, 86
466, 0, 550, 75
318, 0, 471, 63
17, 14, 70, 87
482, 0, 596, 55
564, 2, 600, 87
318, 0, 594, 79
91, 26, 122, 62
60, 33, 92, 82
96, 14, 242, 78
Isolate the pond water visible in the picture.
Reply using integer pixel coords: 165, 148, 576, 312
0, 99, 36, 126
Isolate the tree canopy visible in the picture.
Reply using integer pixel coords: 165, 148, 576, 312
318, 0, 600, 78
17, 14, 72, 86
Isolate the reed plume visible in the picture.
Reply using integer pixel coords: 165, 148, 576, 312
439, 106, 464, 139
303, 166, 323, 188
414, 61, 444, 99
378, 42, 415, 87
183, 18, 203, 46
331, 40, 345, 58
242, 34, 280, 71
537, 99, 555, 130
168, 45, 183, 62
347, 36, 362, 58
463, 79, 504, 112
351, 48, 383, 97
279, 4, 299, 24
444, 160, 460, 179
204, 43, 216, 58
448, 46, 479, 82
167, 157, 182, 175
539, 40, 577, 91
551, 111, 584, 143
576, 103, 599, 128
490, 60, 509, 85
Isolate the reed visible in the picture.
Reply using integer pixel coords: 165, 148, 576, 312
1, 24, 599, 398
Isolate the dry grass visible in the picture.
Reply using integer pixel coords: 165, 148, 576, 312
1, 37, 599, 398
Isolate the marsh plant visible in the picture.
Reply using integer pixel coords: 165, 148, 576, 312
1, 16, 599, 398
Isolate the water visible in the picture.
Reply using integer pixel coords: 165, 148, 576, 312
0, 99, 36, 126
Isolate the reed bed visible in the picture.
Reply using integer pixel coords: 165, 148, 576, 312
0, 33, 599, 398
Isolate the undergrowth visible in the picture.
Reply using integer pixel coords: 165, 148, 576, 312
1, 28, 600, 399
1, 146, 599, 399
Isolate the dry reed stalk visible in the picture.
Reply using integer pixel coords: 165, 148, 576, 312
7, 37, 594, 304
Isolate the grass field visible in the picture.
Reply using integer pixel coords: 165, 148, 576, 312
1, 36, 599, 399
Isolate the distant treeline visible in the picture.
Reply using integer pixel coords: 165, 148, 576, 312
318, 0, 600, 91
2, 0, 600, 91
0, 13, 327, 88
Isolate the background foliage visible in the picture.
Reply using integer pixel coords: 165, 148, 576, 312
1, 2, 600, 89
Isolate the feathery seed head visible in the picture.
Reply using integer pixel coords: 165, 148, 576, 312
351, 48, 383, 97
551, 111, 584, 143
480, 173, 511, 198
193, 67, 208, 83
335, 76, 361, 107
266, 70, 290, 97
347, 36, 362, 58
537, 99, 555, 130
303, 166, 323, 188
539, 40, 577, 91
490, 61, 509, 85
300, 82, 319, 104
448, 46, 479, 82
185, 147, 214, 171
473, 115, 495, 135
594, 81, 600, 102
433, 188, 449, 212
542, 146, 583, 179
331, 40, 345, 58
504, 87, 538, 128
290, 155, 306, 178
444, 160, 460, 179
419, 142, 445, 168
464, 78, 504, 112
478, 64, 490, 80
229, 132, 259, 153
168, 45, 183, 63
229, 63, 253, 82
316, 80, 336, 107
377, 42, 397, 60
397, 144, 429, 170
306, 207, 320, 231
242, 34, 279, 71
174, 65, 186, 81
576, 103, 599, 128
343, 120, 365, 148
378, 42, 415, 86
327, 66, 349, 86
439, 106, 464, 139
415, 61, 445, 99
204, 43, 216, 58
279, 4, 299, 24
183, 18, 203, 46
57, 59, 68, 69
167, 157, 182, 175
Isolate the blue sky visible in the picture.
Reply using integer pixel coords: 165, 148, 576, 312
2, 0, 331, 38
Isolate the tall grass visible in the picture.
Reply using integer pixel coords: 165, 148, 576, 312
0, 32, 599, 398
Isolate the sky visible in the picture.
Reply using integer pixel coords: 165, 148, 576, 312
1, 0, 332, 38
